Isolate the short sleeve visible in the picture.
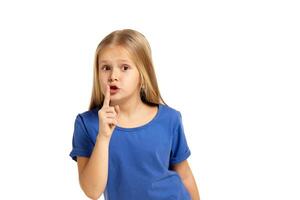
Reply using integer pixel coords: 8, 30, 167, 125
169, 111, 191, 165
69, 114, 94, 162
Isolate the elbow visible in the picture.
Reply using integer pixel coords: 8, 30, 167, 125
84, 190, 103, 200
80, 182, 104, 200
79, 174, 106, 199
86, 193, 101, 200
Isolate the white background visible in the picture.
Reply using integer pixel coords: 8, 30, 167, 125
0, 0, 299, 199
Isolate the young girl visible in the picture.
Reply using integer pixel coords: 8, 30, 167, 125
69, 29, 200, 200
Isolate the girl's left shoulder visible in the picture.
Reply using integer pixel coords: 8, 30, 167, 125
159, 103, 182, 121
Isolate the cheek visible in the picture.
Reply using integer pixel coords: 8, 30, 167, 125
124, 76, 140, 88
98, 78, 107, 91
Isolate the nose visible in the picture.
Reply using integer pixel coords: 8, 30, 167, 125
108, 68, 119, 82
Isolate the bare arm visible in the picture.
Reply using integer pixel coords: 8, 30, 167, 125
171, 160, 201, 200
77, 85, 120, 199
77, 134, 110, 200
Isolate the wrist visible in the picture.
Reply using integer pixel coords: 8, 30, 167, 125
97, 132, 111, 141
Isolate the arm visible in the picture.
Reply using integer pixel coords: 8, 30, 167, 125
170, 160, 201, 200
77, 134, 110, 200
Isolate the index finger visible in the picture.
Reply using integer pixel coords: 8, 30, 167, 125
104, 84, 110, 107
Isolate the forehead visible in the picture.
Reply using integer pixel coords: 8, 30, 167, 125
98, 46, 134, 64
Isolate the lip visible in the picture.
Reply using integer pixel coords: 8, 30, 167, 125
110, 87, 120, 95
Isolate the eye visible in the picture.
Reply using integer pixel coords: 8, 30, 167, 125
122, 65, 130, 71
101, 65, 110, 71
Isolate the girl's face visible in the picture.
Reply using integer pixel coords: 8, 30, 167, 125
98, 45, 142, 105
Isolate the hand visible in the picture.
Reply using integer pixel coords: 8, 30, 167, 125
98, 85, 120, 138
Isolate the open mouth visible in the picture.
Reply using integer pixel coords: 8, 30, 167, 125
109, 85, 120, 94
110, 86, 119, 90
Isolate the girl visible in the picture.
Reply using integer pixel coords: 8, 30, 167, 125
69, 29, 200, 200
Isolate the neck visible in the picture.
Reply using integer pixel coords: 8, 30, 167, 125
110, 97, 145, 119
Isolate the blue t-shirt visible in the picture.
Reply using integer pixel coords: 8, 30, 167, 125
69, 103, 192, 200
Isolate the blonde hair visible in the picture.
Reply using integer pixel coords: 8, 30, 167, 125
88, 29, 168, 110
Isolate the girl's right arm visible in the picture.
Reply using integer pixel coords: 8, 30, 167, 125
77, 134, 111, 200
77, 85, 120, 199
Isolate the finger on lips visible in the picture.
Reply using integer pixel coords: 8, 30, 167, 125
104, 84, 110, 107
104, 84, 120, 117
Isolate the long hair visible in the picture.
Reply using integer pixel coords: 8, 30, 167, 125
88, 29, 168, 110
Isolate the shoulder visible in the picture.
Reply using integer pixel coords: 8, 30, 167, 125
77, 107, 99, 121
160, 103, 181, 116
74, 107, 99, 134
159, 103, 183, 125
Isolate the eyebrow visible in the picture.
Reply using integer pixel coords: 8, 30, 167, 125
99, 59, 131, 64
